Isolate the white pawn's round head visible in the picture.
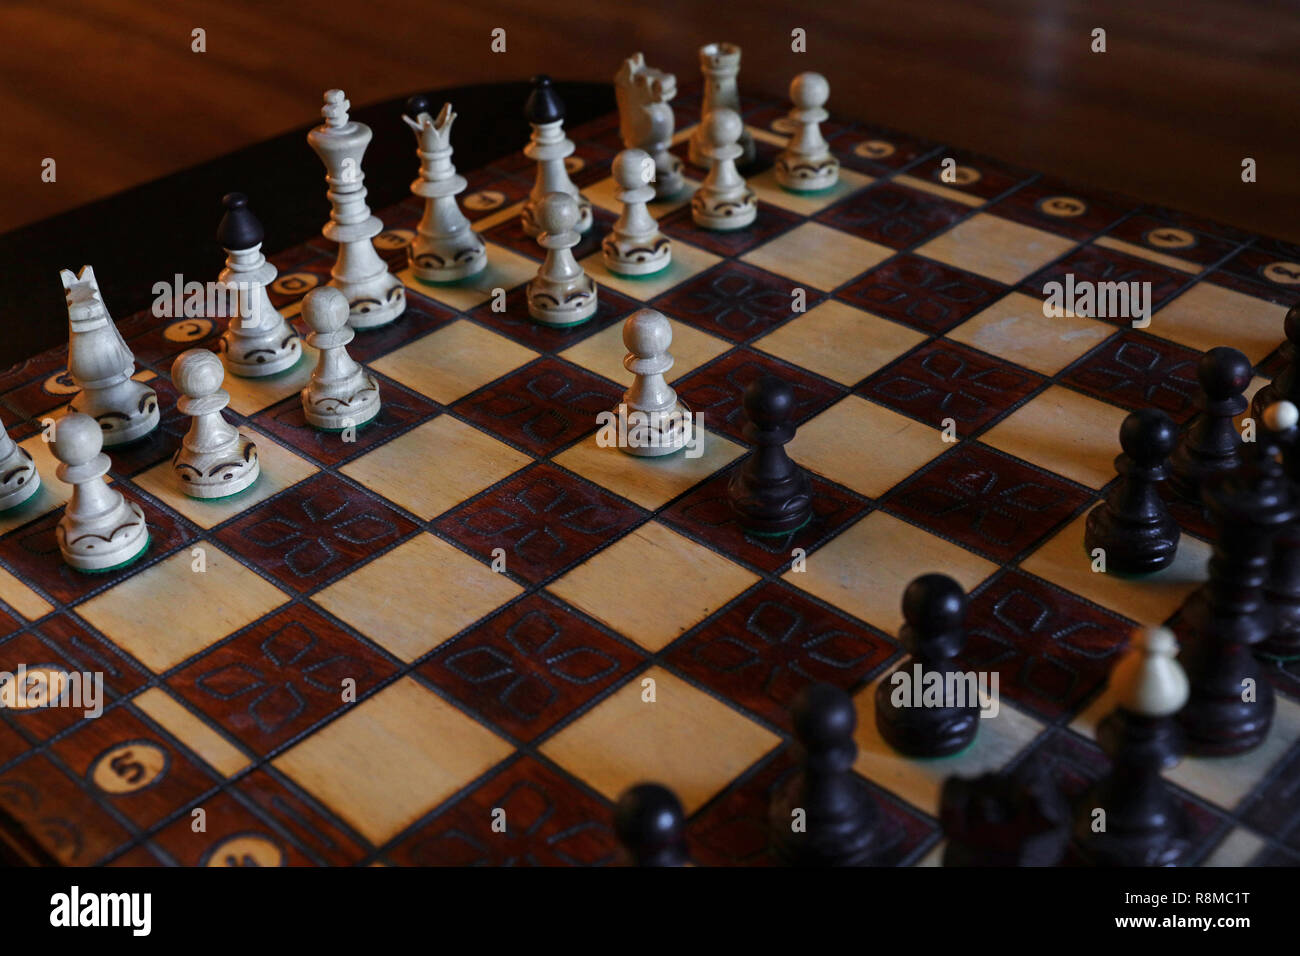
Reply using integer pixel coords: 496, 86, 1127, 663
790, 71, 830, 110
301, 286, 351, 334
536, 192, 580, 238
172, 348, 225, 399
52, 411, 103, 466
623, 308, 672, 359
1113, 626, 1189, 718
613, 148, 654, 190
1264, 399, 1300, 433
703, 108, 743, 148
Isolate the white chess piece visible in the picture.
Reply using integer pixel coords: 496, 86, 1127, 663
614, 53, 685, 199
1109, 626, 1190, 719
618, 309, 692, 457
527, 193, 598, 326
216, 193, 303, 376
53, 412, 149, 572
775, 72, 840, 192
307, 89, 406, 329
402, 98, 487, 283
0, 420, 39, 512
690, 109, 757, 230
688, 43, 756, 168
62, 265, 159, 447
171, 349, 260, 499
300, 286, 381, 430
520, 75, 592, 238
602, 149, 671, 277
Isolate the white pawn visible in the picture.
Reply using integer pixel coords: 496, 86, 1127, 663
402, 97, 487, 283
690, 109, 757, 231
520, 75, 593, 238
216, 193, 303, 376
300, 286, 381, 431
1109, 626, 1190, 720
527, 193, 598, 326
171, 349, 260, 499
0, 420, 39, 512
53, 412, 149, 572
602, 149, 671, 276
617, 309, 692, 457
775, 72, 840, 192
63, 266, 159, 446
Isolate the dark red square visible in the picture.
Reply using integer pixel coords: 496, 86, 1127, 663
827, 125, 935, 174
815, 182, 969, 249
387, 755, 619, 866
660, 202, 801, 258
468, 282, 638, 354
857, 340, 1043, 430
215, 472, 418, 593
989, 179, 1130, 241
334, 295, 457, 364
104, 377, 193, 477
653, 262, 820, 343
1102, 214, 1239, 267
168, 603, 398, 753
264, 256, 336, 311
1208, 244, 1300, 306
230, 768, 369, 864
0, 753, 132, 864
150, 788, 315, 865
906, 150, 1034, 200
836, 253, 1006, 334
674, 348, 842, 441
432, 464, 643, 584
1060, 331, 1201, 422
480, 205, 615, 265
452, 357, 622, 456
418, 593, 644, 741
884, 443, 1092, 564
1021, 245, 1187, 317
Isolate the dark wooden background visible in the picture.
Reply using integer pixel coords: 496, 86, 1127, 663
3, 0, 1299, 241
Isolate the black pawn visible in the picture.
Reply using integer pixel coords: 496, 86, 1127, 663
875, 574, 979, 757
216, 192, 264, 251
1168, 346, 1252, 501
940, 763, 1069, 866
1179, 405, 1296, 754
727, 375, 813, 536
404, 94, 431, 118
1085, 408, 1181, 574
769, 683, 880, 866
1249, 304, 1300, 423
525, 74, 565, 125
613, 783, 687, 866
1262, 401, 1300, 659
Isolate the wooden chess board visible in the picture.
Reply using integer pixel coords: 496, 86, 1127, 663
0, 86, 1298, 867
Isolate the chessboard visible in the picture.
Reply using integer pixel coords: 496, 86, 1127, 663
1, 77, 1298, 868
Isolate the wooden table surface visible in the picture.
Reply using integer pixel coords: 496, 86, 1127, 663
3, 0, 1298, 243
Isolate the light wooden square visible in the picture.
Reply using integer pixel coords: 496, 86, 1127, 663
397, 242, 537, 311
370, 319, 539, 405
1203, 828, 1267, 866
741, 222, 894, 292
342, 414, 532, 520
948, 291, 1114, 375
274, 677, 512, 844
915, 213, 1077, 285
552, 429, 743, 511
852, 673, 1044, 815
787, 395, 945, 497
1020, 510, 1210, 624
752, 300, 927, 386
0, 564, 52, 620
585, 174, 698, 217
580, 240, 722, 302
785, 511, 997, 635
223, 343, 319, 417
133, 687, 250, 777
547, 521, 758, 651
314, 532, 523, 662
133, 431, 317, 529
747, 166, 875, 216
980, 385, 1128, 490
0, 433, 73, 534
1148, 281, 1287, 364
539, 666, 779, 813
559, 316, 730, 386
75, 542, 288, 673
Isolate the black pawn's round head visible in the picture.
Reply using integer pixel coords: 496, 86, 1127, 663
790, 683, 856, 750
1197, 346, 1252, 400
743, 375, 795, 430
525, 74, 564, 124
216, 192, 263, 251
902, 573, 968, 636
1120, 408, 1177, 463
613, 783, 686, 866
405, 94, 430, 118
1286, 304, 1300, 345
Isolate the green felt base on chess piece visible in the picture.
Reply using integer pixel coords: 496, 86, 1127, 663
607, 261, 671, 279
747, 514, 813, 539
778, 182, 840, 197
74, 533, 151, 575
313, 410, 380, 434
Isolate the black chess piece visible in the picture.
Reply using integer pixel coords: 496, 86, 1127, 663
404, 94, 431, 118
216, 192, 263, 250
1168, 346, 1253, 501
769, 683, 880, 866
1249, 304, 1300, 423
525, 74, 565, 124
875, 574, 979, 757
1262, 401, 1300, 659
1085, 408, 1181, 574
939, 763, 1070, 866
613, 782, 688, 866
1179, 403, 1296, 754
727, 375, 813, 536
